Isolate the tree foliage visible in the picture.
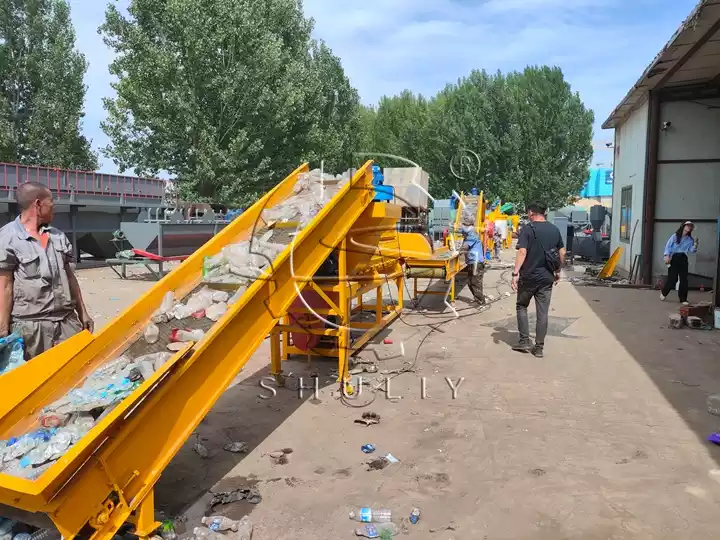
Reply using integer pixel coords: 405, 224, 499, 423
100, 0, 360, 206
0, 0, 97, 169
363, 66, 594, 209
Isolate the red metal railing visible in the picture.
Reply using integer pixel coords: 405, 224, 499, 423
0, 162, 165, 199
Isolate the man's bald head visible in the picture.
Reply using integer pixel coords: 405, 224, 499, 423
17, 182, 52, 212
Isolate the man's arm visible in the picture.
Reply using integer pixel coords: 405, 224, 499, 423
66, 265, 93, 333
511, 228, 529, 290
60, 235, 93, 333
0, 271, 13, 337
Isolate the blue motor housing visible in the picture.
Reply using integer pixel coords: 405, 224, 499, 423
372, 164, 393, 202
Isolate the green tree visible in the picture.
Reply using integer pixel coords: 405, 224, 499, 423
0, 0, 97, 169
367, 67, 593, 208
100, 0, 359, 206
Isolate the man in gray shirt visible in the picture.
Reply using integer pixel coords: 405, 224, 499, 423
0, 182, 93, 359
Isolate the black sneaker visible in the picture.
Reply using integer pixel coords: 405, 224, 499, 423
512, 342, 533, 353
531, 346, 544, 358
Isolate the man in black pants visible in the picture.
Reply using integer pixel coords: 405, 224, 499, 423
510, 203, 565, 358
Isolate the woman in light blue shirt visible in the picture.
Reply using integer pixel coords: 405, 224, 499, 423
660, 221, 698, 305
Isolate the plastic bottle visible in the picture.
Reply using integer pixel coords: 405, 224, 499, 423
354, 522, 399, 538
13, 532, 31, 540
144, 323, 160, 344
192, 527, 224, 540
170, 329, 205, 343
0, 519, 16, 536
349, 508, 392, 523
409, 508, 421, 524
205, 302, 227, 322
201, 516, 240, 532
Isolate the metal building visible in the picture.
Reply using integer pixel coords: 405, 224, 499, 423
0, 162, 166, 259
603, 0, 720, 309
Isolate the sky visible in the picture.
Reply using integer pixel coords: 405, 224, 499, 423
68, 0, 701, 174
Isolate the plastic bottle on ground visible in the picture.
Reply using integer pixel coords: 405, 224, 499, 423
349, 508, 392, 523
354, 522, 399, 538
201, 516, 240, 532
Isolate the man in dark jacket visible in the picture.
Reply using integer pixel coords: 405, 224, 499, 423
510, 202, 565, 358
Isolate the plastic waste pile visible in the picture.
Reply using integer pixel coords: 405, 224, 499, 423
202, 168, 350, 287
461, 202, 478, 226
0, 351, 172, 480
0, 333, 25, 376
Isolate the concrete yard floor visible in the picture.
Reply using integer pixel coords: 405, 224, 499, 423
78, 263, 720, 539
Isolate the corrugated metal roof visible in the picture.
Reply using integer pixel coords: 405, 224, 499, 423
603, 0, 720, 129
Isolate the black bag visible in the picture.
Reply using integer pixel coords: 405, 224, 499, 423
529, 223, 561, 273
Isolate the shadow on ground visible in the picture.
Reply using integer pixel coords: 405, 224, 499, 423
574, 285, 720, 465
153, 357, 337, 519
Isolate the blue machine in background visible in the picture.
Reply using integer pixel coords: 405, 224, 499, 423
372, 164, 394, 202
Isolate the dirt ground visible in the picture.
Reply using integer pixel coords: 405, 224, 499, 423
77, 258, 720, 539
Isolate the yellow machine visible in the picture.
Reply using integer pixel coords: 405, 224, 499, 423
0, 161, 439, 539
404, 191, 485, 305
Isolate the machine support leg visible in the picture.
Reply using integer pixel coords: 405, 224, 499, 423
396, 276, 403, 311
413, 278, 418, 301
450, 276, 456, 305
338, 238, 349, 384
281, 315, 289, 361
270, 325, 281, 376
375, 286, 383, 323
131, 490, 160, 539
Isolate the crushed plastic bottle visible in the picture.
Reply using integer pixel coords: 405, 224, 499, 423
205, 302, 227, 322
170, 329, 205, 343
354, 522, 399, 538
211, 290, 229, 303
201, 516, 241, 532
349, 508, 392, 523
144, 323, 160, 344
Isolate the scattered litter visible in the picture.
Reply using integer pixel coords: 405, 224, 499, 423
159, 521, 178, 540
192, 442, 209, 458
350, 364, 379, 375
223, 441, 249, 453
384, 453, 399, 464
366, 457, 390, 471
429, 521, 457, 533
201, 515, 241, 532
208, 486, 262, 510
167, 342, 186, 351
708, 433, 720, 445
669, 314, 684, 329
383, 338, 393, 345
354, 522, 399, 538
409, 508, 421, 524
504, 291, 512, 297
709, 394, 720, 416
355, 412, 381, 427
361, 444, 376, 453
263, 447, 292, 464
